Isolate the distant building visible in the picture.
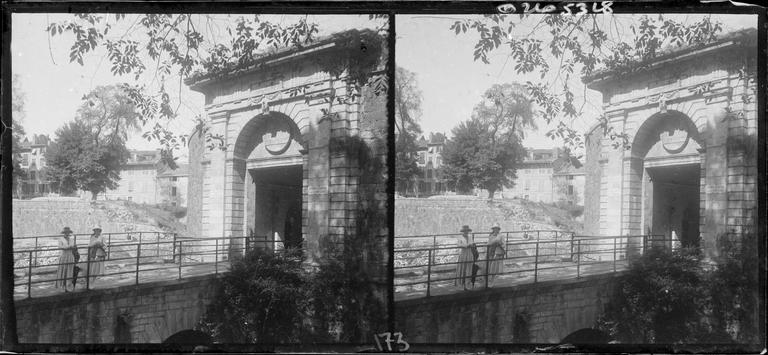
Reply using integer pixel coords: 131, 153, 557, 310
103, 150, 161, 203
552, 157, 585, 206
17, 134, 52, 198
156, 163, 189, 207
505, 148, 558, 202
101, 150, 190, 206
415, 132, 446, 196
504, 148, 584, 205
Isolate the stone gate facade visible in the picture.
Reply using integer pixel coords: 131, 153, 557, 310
583, 29, 758, 262
184, 29, 388, 265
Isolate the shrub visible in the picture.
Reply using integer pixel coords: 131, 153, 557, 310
597, 247, 711, 343
597, 233, 761, 344
196, 248, 311, 343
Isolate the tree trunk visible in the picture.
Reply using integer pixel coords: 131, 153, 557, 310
91, 190, 99, 201
487, 188, 496, 201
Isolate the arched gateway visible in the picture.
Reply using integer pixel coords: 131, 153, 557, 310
582, 29, 758, 261
184, 29, 388, 265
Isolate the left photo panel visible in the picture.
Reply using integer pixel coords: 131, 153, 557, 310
9, 13, 390, 345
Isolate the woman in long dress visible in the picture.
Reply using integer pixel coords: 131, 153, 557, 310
55, 226, 77, 292
486, 223, 505, 287
455, 225, 476, 290
88, 226, 107, 284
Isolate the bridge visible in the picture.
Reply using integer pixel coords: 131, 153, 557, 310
394, 230, 671, 343
12, 232, 274, 343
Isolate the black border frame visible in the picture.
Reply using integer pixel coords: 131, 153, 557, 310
0, 1, 766, 353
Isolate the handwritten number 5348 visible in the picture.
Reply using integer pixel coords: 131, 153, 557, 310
373, 332, 409, 352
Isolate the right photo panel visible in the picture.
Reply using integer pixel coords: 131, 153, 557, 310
394, 13, 760, 345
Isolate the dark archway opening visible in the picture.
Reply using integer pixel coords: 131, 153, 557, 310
250, 164, 303, 250
163, 329, 213, 345
560, 328, 611, 344
646, 163, 701, 248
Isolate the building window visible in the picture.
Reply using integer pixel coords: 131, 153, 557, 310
568, 185, 574, 195
567, 175, 574, 180
128, 182, 134, 192
171, 187, 177, 197
171, 177, 177, 182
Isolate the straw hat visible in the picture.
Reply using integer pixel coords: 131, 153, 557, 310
460, 225, 472, 233
93, 225, 103, 232
61, 226, 73, 235
491, 223, 501, 230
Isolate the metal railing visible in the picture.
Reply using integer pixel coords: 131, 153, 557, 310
394, 231, 670, 298
12, 233, 287, 299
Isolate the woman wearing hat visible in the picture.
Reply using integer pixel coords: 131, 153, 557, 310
55, 227, 77, 292
87, 225, 107, 285
455, 225, 477, 290
486, 223, 505, 287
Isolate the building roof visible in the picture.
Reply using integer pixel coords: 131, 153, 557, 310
583, 28, 757, 89
157, 163, 190, 178
416, 132, 446, 149
19, 134, 50, 150
185, 29, 381, 91
125, 150, 161, 167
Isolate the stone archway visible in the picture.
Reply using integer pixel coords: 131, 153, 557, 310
228, 112, 308, 256
625, 110, 704, 248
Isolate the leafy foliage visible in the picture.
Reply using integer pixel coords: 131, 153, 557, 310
707, 233, 760, 343
77, 85, 141, 146
46, 14, 388, 166
196, 248, 312, 343
394, 66, 423, 196
442, 117, 525, 198
45, 120, 129, 199
451, 14, 725, 151
10, 75, 28, 196
597, 247, 710, 343
442, 84, 531, 199
597, 236, 760, 344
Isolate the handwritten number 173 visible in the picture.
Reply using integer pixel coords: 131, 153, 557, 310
373, 332, 409, 352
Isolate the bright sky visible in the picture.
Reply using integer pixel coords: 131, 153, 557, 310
396, 14, 757, 150
11, 14, 384, 156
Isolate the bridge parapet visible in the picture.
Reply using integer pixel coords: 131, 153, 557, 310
395, 272, 624, 343
15, 274, 219, 343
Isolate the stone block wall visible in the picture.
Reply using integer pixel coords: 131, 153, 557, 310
15, 275, 218, 343
12, 200, 158, 239
395, 273, 620, 343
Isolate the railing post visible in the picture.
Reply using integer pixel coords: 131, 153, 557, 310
135, 241, 141, 285
426, 249, 432, 297
534, 240, 540, 283
138, 232, 143, 257
107, 233, 112, 261
33, 237, 39, 266
576, 240, 582, 279
27, 250, 33, 298
570, 233, 575, 261
156, 232, 160, 257
613, 237, 617, 273
178, 240, 183, 280
173, 234, 178, 263
484, 248, 490, 289
215, 238, 219, 276
86, 249, 91, 291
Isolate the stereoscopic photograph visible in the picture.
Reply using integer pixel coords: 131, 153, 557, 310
394, 12, 761, 346
5, 12, 389, 346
